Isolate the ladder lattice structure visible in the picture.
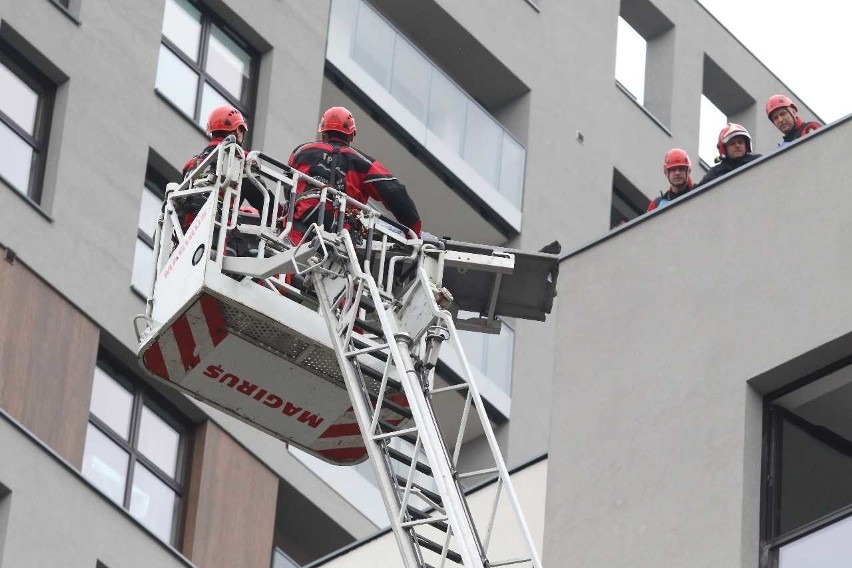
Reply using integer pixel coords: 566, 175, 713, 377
136, 139, 557, 568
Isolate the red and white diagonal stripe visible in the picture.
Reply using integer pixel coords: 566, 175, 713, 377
142, 294, 228, 381
312, 393, 413, 464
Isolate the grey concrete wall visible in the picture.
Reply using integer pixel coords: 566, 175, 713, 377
398, 0, 827, 468
546, 120, 852, 567
0, 411, 193, 568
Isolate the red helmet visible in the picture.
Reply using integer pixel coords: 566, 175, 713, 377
663, 148, 691, 173
318, 106, 356, 136
716, 123, 752, 157
206, 105, 248, 137
765, 94, 798, 119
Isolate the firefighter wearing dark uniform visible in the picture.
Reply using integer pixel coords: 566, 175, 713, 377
647, 148, 695, 212
178, 105, 268, 256
287, 106, 422, 245
699, 123, 763, 186
765, 94, 821, 149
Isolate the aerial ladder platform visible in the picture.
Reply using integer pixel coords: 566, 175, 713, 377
134, 139, 559, 567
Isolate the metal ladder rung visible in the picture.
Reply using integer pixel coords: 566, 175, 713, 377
490, 557, 535, 567
345, 342, 389, 358
387, 447, 432, 476
457, 467, 499, 480
372, 426, 418, 441
431, 383, 469, 394
415, 534, 463, 565
379, 420, 418, 445
394, 475, 443, 507
401, 508, 449, 531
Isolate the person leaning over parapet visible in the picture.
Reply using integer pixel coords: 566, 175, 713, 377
765, 94, 821, 149
647, 148, 695, 212
698, 123, 763, 186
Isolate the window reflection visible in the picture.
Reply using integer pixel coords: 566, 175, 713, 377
0, 120, 34, 194
0, 63, 38, 134
90, 366, 133, 439
82, 424, 129, 505
130, 463, 177, 542
137, 406, 180, 477
206, 27, 251, 100
155, 45, 198, 116
161, 0, 202, 63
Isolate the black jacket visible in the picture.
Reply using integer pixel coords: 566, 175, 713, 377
698, 153, 762, 186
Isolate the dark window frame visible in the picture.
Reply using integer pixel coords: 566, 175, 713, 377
157, 0, 259, 135
0, 43, 55, 203
86, 355, 191, 546
760, 360, 852, 566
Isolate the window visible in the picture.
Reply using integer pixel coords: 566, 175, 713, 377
131, 168, 168, 297
0, 45, 54, 203
762, 362, 852, 565
610, 169, 648, 228
155, 0, 256, 130
615, 17, 646, 105
698, 95, 726, 167
701, 55, 756, 168
616, 0, 675, 125
82, 360, 188, 545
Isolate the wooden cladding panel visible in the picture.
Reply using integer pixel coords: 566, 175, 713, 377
182, 421, 278, 568
0, 255, 98, 466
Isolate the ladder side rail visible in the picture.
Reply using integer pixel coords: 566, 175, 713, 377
336, 232, 485, 568
313, 268, 423, 568
432, 303, 543, 568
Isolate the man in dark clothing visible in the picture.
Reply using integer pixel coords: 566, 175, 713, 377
765, 94, 821, 149
287, 106, 422, 245
647, 148, 695, 212
179, 105, 267, 233
699, 123, 763, 186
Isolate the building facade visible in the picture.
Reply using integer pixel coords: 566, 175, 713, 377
0, 0, 841, 566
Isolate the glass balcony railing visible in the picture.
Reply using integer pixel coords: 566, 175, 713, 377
327, 0, 526, 230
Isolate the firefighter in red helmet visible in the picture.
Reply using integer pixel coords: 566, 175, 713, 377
765, 94, 821, 149
699, 123, 763, 185
177, 105, 266, 238
647, 148, 695, 212
287, 106, 422, 244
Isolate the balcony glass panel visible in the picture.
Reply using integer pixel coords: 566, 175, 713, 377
327, 0, 526, 218
778, 514, 852, 567
427, 71, 466, 156
456, 316, 515, 397
463, 102, 502, 187
500, 133, 526, 209
390, 39, 430, 123
352, 3, 394, 90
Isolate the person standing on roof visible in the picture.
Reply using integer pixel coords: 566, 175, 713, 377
647, 148, 695, 212
287, 106, 422, 245
699, 123, 763, 185
765, 94, 821, 149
